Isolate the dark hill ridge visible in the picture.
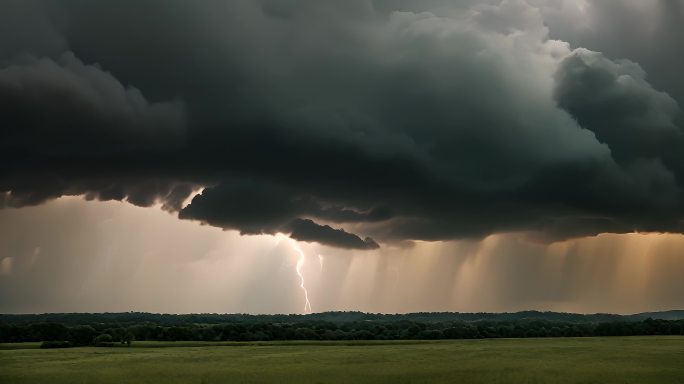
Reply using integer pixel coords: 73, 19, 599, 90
632, 310, 684, 321
1, 310, 683, 326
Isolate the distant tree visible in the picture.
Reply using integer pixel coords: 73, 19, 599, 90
122, 331, 133, 346
94, 333, 114, 347
68, 325, 97, 346
110, 328, 134, 345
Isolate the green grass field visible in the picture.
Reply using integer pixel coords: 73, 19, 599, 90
1, 337, 682, 383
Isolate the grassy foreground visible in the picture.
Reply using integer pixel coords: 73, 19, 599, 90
1, 337, 682, 383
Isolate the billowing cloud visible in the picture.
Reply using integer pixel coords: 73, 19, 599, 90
555, 48, 683, 166
1, 0, 682, 248
0, 52, 185, 154
541, 0, 684, 107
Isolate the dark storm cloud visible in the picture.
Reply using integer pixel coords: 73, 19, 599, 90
375, 0, 684, 111
287, 219, 380, 250
541, 0, 684, 108
555, 48, 684, 171
0, 53, 186, 154
1, 0, 683, 248
179, 179, 392, 233
177, 179, 389, 248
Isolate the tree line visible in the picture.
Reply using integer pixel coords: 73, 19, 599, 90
1, 317, 682, 348
7, 310, 681, 326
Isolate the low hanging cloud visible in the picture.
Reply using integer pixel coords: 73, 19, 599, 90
287, 219, 380, 250
177, 179, 385, 249
1, 0, 683, 249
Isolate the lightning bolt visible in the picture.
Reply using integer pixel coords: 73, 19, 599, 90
291, 241, 312, 313
318, 254, 324, 272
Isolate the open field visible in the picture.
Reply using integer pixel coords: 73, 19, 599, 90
1, 337, 683, 383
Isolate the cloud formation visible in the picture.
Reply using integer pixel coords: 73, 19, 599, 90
1, 0, 682, 248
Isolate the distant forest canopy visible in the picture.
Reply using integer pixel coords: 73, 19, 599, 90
3, 310, 684, 326
1, 311, 683, 347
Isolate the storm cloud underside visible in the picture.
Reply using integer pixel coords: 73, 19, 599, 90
1, 0, 683, 248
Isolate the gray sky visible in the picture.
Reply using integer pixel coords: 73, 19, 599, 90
1, 0, 683, 314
